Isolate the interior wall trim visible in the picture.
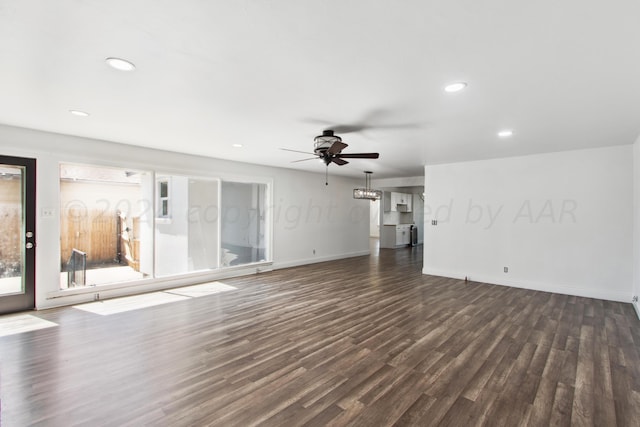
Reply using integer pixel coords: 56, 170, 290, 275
422, 267, 631, 303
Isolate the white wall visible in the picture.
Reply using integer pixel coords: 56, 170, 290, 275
0, 124, 369, 309
424, 145, 634, 302
413, 191, 424, 244
373, 176, 424, 188
369, 199, 380, 237
272, 170, 370, 268
634, 137, 640, 316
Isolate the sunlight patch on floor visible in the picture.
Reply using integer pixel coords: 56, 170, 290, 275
165, 281, 237, 297
73, 292, 189, 315
73, 281, 237, 315
0, 313, 58, 337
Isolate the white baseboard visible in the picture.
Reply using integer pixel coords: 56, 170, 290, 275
634, 300, 640, 320
422, 267, 630, 303
273, 250, 370, 270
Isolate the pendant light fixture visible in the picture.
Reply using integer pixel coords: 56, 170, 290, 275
353, 171, 382, 200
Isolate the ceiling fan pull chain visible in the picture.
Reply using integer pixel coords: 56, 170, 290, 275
325, 166, 329, 186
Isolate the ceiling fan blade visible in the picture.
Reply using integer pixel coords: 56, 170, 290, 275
328, 141, 348, 154
301, 119, 366, 134
330, 124, 369, 134
303, 107, 423, 135
337, 153, 379, 159
281, 148, 315, 155
331, 157, 349, 166
291, 157, 318, 163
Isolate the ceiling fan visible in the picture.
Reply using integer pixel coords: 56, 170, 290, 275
282, 129, 379, 166
281, 130, 379, 184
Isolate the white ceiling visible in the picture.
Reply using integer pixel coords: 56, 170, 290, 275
1, 1, 639, 178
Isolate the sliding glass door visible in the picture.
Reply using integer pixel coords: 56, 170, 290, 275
56, 163, 272, 288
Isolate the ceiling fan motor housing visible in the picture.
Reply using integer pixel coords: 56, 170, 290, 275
314, 129, 341, 154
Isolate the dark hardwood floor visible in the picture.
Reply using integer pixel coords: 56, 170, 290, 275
1, 244, 640, 426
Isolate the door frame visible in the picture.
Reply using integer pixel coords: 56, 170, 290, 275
0, 155, 36, 314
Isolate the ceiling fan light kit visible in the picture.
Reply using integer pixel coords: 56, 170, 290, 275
353, 171, 382, 200
313, 129, 342, 151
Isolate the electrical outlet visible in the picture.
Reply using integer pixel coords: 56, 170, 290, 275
41, 207, 55, 217
313, 249, 316, 255
431, 220, 437, 225
504, 267, 508, 273
633, 296, 638, 303
94, 293, 100, 301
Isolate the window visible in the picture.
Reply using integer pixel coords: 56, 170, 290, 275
58, 164, 271, 289
59, 164, 151, 288
154, 174, 220, 277
157, 179, 170, 218
220, 181, 269, 266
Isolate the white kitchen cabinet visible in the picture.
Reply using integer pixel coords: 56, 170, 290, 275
385, 192, 413, 212
396, 224, 411, 245
395, 192, 412, 212
383, 191, 392, 212
403, 193, 413, 212
380, 224, 412, 248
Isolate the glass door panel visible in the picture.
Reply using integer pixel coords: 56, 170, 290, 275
0, 156, 35, 314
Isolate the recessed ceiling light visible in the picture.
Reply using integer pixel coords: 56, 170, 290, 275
498, 130, 514, 138
232, 143, 243, 148
69, 110, 90, 117
105, 57, 136, 71
444, 82, 467, 93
